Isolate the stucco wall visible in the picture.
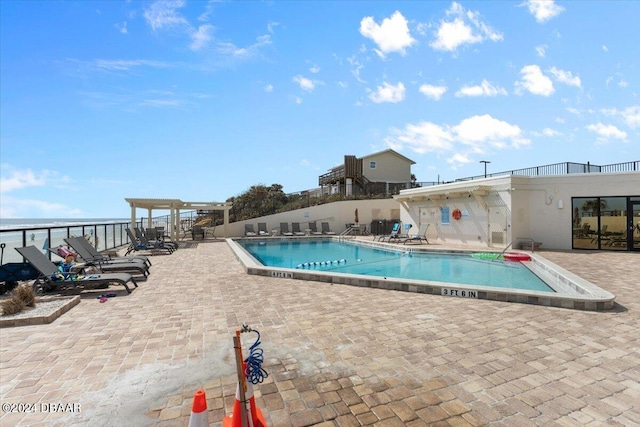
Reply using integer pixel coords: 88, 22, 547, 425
226, 198, 400, 237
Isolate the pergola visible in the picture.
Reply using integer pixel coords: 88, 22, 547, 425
124, 198, 232, 240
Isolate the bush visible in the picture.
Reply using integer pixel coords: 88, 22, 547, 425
1, 283, 37, 316
15, 284, 36, 307
1, 297, 26, 316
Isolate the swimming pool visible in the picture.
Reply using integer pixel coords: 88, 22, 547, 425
228, 237, 615, 311
239, 239, 554, 292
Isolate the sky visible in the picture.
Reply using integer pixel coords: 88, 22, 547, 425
1, 0, 638, 219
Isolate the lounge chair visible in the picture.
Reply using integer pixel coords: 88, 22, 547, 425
15, 246, 138, 294
63, 237, 150, 277
125, 228, 174, 255
257, 223, 270, 236
65, 236, 151, 268
280, 223, 294, 236
291, 222, 306, 236
375, 222, 400, 242
321, 222, 336, 235
308, 222, 323, 235
245, 224, 257, 237
136, 227, 178, 250
403, 223, 430, 245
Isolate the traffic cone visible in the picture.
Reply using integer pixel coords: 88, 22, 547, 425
222, 377, 266, 427
188, 389, 209, 427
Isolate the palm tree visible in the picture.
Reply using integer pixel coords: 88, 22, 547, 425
581, 199, 607, 217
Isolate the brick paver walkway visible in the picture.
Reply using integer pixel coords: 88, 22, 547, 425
1, 240, 638, 426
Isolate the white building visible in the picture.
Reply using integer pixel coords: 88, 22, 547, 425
395, 162, 640, 251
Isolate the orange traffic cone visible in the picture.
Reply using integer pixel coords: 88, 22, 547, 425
222, 378, 266, 427
188, 389, 209, 427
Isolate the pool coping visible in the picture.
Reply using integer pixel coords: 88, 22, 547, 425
226, 237, 616, 311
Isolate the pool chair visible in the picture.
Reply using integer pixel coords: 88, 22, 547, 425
15, 246, 138, 294
403, 223, 430, 245
125, 229, 174, 256
135, 226, 179, 251
291, 222, 306, 236
63, 237, 150, 277
257, 223, 270, 236
245, 224, 257, 237
375, 222, 401, 242
321, 222, 336, 235
65, 236, 151, 268
307, 222, 323, 235
280, 223, 294, 236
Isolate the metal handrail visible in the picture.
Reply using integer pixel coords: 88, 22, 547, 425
501, 238, 536, 256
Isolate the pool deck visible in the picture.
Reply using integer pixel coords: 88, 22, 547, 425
1, 238, 639, 426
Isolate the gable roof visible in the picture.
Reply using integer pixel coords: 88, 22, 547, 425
360, 149, 416, 165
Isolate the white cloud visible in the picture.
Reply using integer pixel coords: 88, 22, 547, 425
515, 65, 554, 96
429, 2, 503, 52
0, 196, 83, 219
93, 59, 169, 72
543, 127, 560, 137
369, 82, 406, 103
385, 114, 529, 166
601, 105, 640, 129
359, 11, 416, 57
618, 80, 628, 88
309, 65, 320, 74
300, 159, 320, 170
144, 0, 188, 31
115, 21, 128, 34
217, 34, 272, 58
289, 96, 302, 105
293, 75, 317, 92
455, 79, 508, 97
602, 45, 608, 52
549, 67, 581, 88
522, 0, 565, 23
0, 168, 49, 193
586, 122, 628, 144
535, 44, 547, 57
419, 84, 448, 101
264, 84, 273, 92
347, 56, 366, 84
190, 24, 213, 51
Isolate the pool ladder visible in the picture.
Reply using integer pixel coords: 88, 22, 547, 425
338, 226, 358, 241
500, 237, 536, 256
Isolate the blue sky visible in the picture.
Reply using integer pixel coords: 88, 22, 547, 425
1, 0, 638, 218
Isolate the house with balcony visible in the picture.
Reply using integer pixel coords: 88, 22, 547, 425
318, 149, 416, 197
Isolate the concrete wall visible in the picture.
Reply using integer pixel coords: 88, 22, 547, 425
225, 198, 400, 237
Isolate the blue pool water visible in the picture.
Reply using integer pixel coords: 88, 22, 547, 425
238, 239, 554, 293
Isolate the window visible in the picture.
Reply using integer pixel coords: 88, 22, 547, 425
441, 207, 450, 225
369, 161, 376, 169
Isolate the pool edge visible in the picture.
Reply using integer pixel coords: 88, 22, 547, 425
226, 238, 616, 312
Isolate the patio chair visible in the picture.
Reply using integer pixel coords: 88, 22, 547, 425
191, 225, 205, 240
257, 223, 270, 236
321, 222, 336, 235
245, 224, 257, 237
280, 223, 294, 236
307, 222, 323, 235
140, 227, 178, 251
65, 236, 151, 268
63, 237, 150, 277
291, 222, 306, 236
15, 246, 138, 294
403, 223, 430, 245
125, 229, 174, 255
375, 222, 401, 242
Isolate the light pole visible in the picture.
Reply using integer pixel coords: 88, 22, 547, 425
480, 160, 491, 178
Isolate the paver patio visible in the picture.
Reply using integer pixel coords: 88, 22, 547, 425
1, 239, 638, 426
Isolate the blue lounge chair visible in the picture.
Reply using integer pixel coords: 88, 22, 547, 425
376, 222, 400, 242
402, 223, 430, 244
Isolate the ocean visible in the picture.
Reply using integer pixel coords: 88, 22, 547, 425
0, 218, 132, 264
